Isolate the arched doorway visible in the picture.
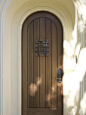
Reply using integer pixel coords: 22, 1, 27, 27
22, 11, 63, 115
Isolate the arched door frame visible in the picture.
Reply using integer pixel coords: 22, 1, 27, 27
10, 7, 71, 115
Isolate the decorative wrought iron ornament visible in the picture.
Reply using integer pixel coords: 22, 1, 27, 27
35, 39, 49, 56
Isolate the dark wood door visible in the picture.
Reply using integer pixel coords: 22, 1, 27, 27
22, 11, 63, 115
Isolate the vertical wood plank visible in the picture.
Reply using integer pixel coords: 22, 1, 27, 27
58, 26, 63, 67
28, 22, 34, 107
39, 18, 45, 107
52, 22, 58, 108
33, 19, 39, 107
45, 19, 52, 107
22, 20, 27, 115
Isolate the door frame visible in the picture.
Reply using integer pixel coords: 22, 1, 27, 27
19, 8, 67, 115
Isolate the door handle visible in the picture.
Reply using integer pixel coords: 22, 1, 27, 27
56, 78, 61, 79
56, 68, 62, 83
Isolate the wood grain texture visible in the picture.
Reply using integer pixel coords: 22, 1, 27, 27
27, 108, 62, 115
33, 19, 39, 107
39, 18, 45, 107
45, 19, 52, 107
52, 22, 58, 108
57, 23, 63, 113
28, 22, 34, 107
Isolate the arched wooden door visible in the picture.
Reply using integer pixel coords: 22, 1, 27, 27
22, 11, 63, 115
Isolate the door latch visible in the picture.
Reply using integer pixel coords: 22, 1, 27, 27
56, 68, 62, 83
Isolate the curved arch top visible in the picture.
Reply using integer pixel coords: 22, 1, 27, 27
23, 11, 63, 28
